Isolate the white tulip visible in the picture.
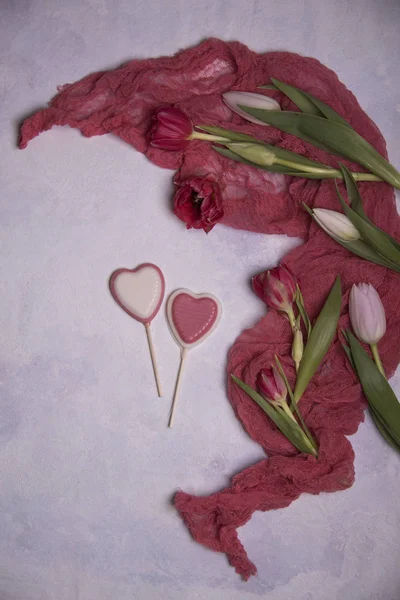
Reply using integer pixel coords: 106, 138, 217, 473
223, 91, 280, 125
313, 208, 361, 242
349, 283, 386, 345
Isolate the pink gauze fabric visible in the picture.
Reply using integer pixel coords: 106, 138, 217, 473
19, 39, 400, 580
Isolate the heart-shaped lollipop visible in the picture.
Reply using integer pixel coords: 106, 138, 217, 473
166, 288, 222, 427
109, 263, 165, 396
167, 289, 222, 348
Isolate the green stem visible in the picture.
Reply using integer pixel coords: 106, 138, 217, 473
287, 307, 296, 332
280, 402, 297, 423
275, 157, 383, 182
352, 173, 383, 182
276, 157, 340, 176
191, 132, 230, 143
370, 343, 386, 378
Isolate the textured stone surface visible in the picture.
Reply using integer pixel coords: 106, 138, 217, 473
1, 0, 399, 598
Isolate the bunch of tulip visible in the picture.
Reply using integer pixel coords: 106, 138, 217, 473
148, 86, 400, 454
232, 266, 342, 457
149, 88, 400, 187
251, 266, 305, 371
233, 268, 400, 454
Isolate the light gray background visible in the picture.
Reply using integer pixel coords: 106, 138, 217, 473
1, 1, 400, 599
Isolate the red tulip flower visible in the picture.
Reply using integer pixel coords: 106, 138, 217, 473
148, 106, 230, 152
173, 177, 224, 233
148, 107, 194, 151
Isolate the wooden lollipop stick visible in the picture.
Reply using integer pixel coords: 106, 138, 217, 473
144, 323, 162, 397
168, 348, 188, 428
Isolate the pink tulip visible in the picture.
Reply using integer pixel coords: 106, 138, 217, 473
349, 283, 386, 345
252, 265, 297, 315
257, 366, 287, 404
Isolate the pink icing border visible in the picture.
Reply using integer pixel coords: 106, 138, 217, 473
109, 263, 165, 324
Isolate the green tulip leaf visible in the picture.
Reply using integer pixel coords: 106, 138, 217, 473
301, 92, 351, 127
369, 406, 400, 451
342, 333, 400, 451
270, 78, 325, 117
231, 375, 317, 456
341, 342, 356, 372
294, 277, 342, 402
339, 164, 368, 219
274, 355, 317, 451
347, 332, 400, 446
339, 164, 400, 253
335, 182, 400, 266
295, 285, 312, 337
334, 238, 400, 273
305, 196, 400, 273
237, 108, 400, 189
260, 79, 351, 127
258, 83, 279, 90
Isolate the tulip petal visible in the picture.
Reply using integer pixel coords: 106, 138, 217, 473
223, 91, 280, 125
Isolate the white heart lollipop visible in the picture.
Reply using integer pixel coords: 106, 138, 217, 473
110, 263, 165, 396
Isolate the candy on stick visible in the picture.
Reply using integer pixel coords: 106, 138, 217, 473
109, 263, 165, 397
166, 289, 222, 427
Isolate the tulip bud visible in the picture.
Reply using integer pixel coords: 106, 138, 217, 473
223, 91, 281, 125
292, 327, 304, 371
265, 267, 297, 313
257, 366, 287, 405
226, 142, 275, 167
349, 283, 386, 345
252, 265, 297, 320
313, 208, 361, 242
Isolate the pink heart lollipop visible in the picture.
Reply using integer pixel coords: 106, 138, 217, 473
166, 289, 222, 427
110, 263, 165, 396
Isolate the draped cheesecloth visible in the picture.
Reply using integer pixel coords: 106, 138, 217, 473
19, 39, 400, 580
